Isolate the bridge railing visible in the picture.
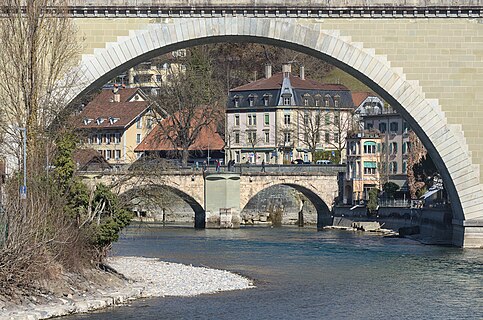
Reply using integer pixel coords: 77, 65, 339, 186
77, 164, 345, 176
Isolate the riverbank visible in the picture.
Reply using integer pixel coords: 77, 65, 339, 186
0, 257, 255, 320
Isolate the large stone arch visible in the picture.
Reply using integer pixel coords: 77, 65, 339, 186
71, 17, 483, 247
120, 183, 206, 229
241, 182, 332, 229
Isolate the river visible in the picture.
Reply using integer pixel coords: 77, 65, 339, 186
65, 224, 482, 320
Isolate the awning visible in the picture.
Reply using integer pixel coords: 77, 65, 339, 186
420, 188, 439, 199
364, 141, 377, 146
364, 161, 377, 168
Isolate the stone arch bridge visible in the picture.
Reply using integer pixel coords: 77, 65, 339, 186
41, 0, 483, 247
79, 168, 341, 229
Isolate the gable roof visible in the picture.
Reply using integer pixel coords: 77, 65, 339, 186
135, 108, 224, 152
352, 92, 381, 107
73, 148, 112, 171
76, 88, 151, 129
231, 72, 350, 92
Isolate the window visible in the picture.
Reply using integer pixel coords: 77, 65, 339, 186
264, 114, 270, 126
390, 161, 398, 174
87, 135, 93, 144
315, 100, 320, 107
247, 131, 257, 144
304, 98, 309, 106
106, 134, 111, 145
365, 122, 374, 130
325, 132, 330, 143
315, 132, 320, 143
334, 112, 340, 124
379, 122, 387, 133
390, 142, 398, 154
390, 121, 399, 133
248, 97, 254, 107
97, 134, 102, 145
248, 114, 257, 126
234, 132, 240, 144
402, 141, 409, 154
105, 150, 111, 160
136, 117, 142, 129
324, 98, 329, 107
303, 113, 309, 125
403, 121, 409, 133
136, 134, 142, 144
284, 114, 291, 125
402, 161, 407, 174
334, 97, 339, 108
364, 161, 377, 175
234, 114, 240, 126
325, 113, 331, 125
315, 113, 321, 125
234, 99, 239, 108
114, 133, 121, 144
283, 97, 291, 105
284, 132, 291, 143
156, 74, 162, 82
264, 131, 270, 143
147, 118, 153, 129
334, 132, 339, 143
264, 97, 269, 106
115, 150, 121, 160
363, 141, 377, 154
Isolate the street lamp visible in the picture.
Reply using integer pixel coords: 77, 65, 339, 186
15, 127, 27, 200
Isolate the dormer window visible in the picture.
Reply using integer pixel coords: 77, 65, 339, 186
263, 93, 271, 106
324, 95, 330, 108
83, 118, 93, 125
315, 99, 320, 107
233, 95, 241, 108
109, 117, 119, 125
334, 95, 340, 108
248, 97, 254, 107
96, 117, 105, 125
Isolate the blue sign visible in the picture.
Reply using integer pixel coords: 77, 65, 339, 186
331, 151, 335, 156
19, 185, 27, 199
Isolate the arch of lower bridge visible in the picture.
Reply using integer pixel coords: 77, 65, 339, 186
71, 17, 483, 246
241, 183, 333, 229
119, 184, 206, 228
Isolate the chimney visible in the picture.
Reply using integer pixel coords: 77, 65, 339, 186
265, 64, 272, 79
300, 65, 305, 80
282, 63, 292, 78
112, 86, 120, 103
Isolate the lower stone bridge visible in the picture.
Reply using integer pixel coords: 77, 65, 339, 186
79, 165, 343, 229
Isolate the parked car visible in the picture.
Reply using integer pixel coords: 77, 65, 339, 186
292, 159, 304, 164
316, 160, 332, 165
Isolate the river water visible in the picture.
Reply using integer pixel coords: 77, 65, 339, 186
67, 224, 482, 320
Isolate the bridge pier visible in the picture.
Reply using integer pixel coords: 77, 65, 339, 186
204, 173, 241, 229
453, 220, 483, 248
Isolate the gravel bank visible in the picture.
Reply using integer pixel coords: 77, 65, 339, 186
1, 256, 255, 320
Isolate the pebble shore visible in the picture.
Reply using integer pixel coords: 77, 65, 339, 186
1, 256, 255, 320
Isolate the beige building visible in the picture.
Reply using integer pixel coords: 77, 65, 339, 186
226, 64, 355, 165
127, 50, 187, 95
343, 130, 382, 205
76, 87, 157, 168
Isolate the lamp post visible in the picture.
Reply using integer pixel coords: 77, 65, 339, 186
16, 127, 27, 201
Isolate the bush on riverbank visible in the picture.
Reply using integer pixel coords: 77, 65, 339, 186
0, 134, 132, 298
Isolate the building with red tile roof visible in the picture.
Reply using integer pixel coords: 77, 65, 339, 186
135, 107, 224, 165
226, 64, 355, 164
76, 87, 157, 167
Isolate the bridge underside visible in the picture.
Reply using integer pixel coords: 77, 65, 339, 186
72, 16, 483, 247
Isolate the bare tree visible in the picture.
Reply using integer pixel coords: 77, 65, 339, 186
150, 47, 224, 166
295, 109, 323, 161
0, 0, 80, 164
325, 109, 356, 164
